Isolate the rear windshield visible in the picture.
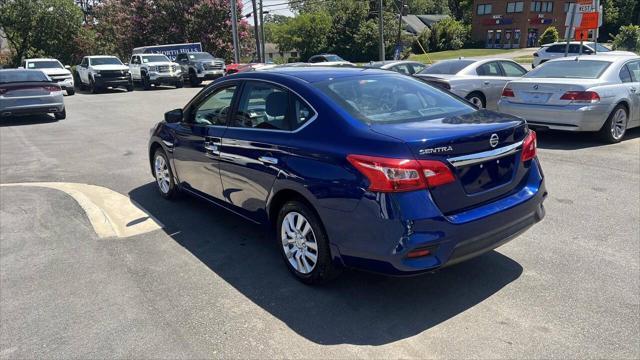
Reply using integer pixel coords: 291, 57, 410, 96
0, 70, 49, 83
27, 60, 63, 69
90, 57, 123, 66
142, 54, 171, 63
526, 60, 611, 79
315, 75, 474, 124
188, 53, 214, 60
418, 60, 475, 75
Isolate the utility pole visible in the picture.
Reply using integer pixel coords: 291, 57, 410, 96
259, 0, 266, 62
230, 0, 240, 63
395, 0, 405, 60
378, 0, 385, 61
251, 0, 261, 62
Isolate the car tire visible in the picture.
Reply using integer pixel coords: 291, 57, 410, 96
466, 92, 486, 109
89, 77, 99, 94
276, 200, 341, 285
66, 88, 75, 96
599, 104, 629, 143
176, 79, 184, 88
126, 83, 134, 92
189, 71, 201, 86
142, 73, 152, 90
54, 108, 66, 120
153, 148, 178, 200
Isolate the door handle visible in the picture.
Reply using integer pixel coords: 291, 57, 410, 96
204, 137, 221, 156
258, 156, 278, 165
483, 81, 491, 85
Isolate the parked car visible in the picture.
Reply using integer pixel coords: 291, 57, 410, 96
0, 69, 66, 119
414, 58, 528, 109
532, 42, 636, 68
498, 55, 640, 143
364, 60, 428, 75
148, 67, 546, 284
175, 52, 225, 86
308, 54, 355, 67
22, 58, 75, 95
76, 56, 133, 93
129, 54, 183, 89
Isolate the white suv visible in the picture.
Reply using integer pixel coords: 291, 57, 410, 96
129, 54, 183, 90
532, 42, 636, 68
22, 58, 75, 95
76, 56, 133, 93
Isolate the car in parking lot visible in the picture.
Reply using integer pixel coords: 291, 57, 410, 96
148, 67, 546, 284
175, 52, 225, 86
413, 58, 528, 109
129, 54, 183, 89
22, 58, 75, 95
498, 55, 640, 143
76, 55, 133, 93
364, 60, 428, 75
308, 53, 355, 67
0, 69, 66, 119
532, 42, 636, 68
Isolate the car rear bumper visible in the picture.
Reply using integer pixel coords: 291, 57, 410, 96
0, 102, 65, 117
497, 100, 609, 131
320, 158, 546, 275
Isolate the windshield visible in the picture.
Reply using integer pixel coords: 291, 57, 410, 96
0, 70, 50, 83
324, 55, 344, 62
586, 42, 611, 52
27, 60, 63, 69
419, 60, 476, 75
90, 57, 123, 66
525, 60, 611, 79
315, 75, 474, 124
142, 55, 171, 63
188, 53, 214, 60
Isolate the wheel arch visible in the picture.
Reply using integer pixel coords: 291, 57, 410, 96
149, 141, 164, 176
267, 188, 318, 226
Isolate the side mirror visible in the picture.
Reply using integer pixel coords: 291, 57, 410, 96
65, 65, 71, 70
164, 108, 183, 123
124, 62, 129, 66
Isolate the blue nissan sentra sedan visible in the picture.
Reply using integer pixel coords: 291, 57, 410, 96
148, 67, 546, 284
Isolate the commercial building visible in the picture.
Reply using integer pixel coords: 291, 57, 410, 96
471, 0, 576, 48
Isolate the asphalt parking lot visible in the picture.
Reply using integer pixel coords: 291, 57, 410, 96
1, 85, 639, 359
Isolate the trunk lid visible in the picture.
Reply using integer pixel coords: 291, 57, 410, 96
370, 110, 530, 214
0, 82, 58, 98
505, 78, 602, 106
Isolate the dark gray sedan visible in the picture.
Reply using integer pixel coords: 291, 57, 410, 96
0, 69, 66, 120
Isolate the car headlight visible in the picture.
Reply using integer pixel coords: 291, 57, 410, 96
148, 66, 157, 72
94, 71, 101, 77
196, 63, 204, 69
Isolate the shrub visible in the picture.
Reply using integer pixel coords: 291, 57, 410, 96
612, 25, 640, 52
413, 27, 431, 53
429, 18, 469, 51
540, 26, 560, 45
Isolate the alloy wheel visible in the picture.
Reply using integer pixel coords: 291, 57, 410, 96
610, 108, 627, 140
154, 155, 171, 194
469, 96, 484, 108
280, 211, 319, 274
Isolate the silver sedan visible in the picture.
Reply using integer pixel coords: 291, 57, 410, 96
0, 69, 66, 120
413, 58, 528, 109
497, 55, 640, 143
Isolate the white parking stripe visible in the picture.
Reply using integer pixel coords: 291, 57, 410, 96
0, 182, 162, 239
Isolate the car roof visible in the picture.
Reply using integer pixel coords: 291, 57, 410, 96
547, 55, 639, 63
86, 55, 120, 58
232, 66, 392, 83
25, 58, 59, 62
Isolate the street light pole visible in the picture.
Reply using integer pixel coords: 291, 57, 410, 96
251, 0, 261, 62
230, 0, 241, 63
378, 0, 385, 61
259, 0, 266, 62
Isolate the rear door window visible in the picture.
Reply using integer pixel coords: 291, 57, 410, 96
232, 82, 291, 130
393, 64, 411, 75
626, 61, 640, 82
619, 65, 633, 83
477, 62, 502, 76
500, 61, 527, 77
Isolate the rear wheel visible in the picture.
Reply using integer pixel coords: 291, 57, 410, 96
465, 92, 486, 109
599, 104, 628, 143
277, 201, 340, 284
54, 108, 66, 120
66, 88, 75, 96
153, 149, 178, 199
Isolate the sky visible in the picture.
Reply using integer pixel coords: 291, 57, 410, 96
242, 0, 294, 25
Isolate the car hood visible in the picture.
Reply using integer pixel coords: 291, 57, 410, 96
92, 64, 129, 71
143, 61, 176, 66
605, 51, 637, 56
36, 68, 72, 76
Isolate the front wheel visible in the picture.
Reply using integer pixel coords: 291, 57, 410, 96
175, 79, 184, 88
189, 71, 201, 86
89, 77, 99, 94
142, 73, 152, 90
153, 149, 178, 199
277, 201, 340, 284
599, 105, 629, 143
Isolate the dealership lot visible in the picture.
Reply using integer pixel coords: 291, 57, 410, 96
1, 87, 638, 358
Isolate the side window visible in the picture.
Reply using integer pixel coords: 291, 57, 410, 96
291, 95, 315, 130
411, 64, 426, 74
232, 82, 290, 130
192, 86, 237, 126
477, 62, 502, 76
626, 61, 640, 82
546, 45, 562, 53
619, 65, 633, 83
80, 58, 88, 67
500, 61, 527, 77
393, 64, 411, 75
568, 44, 581, 53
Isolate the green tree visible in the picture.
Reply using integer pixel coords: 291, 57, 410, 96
539, 26, 560, 45
429, 18, 468, 51
0, 0, 84, 66
612, 25, 640, 52
271, 12, 332, 61
602, 0, 639, 41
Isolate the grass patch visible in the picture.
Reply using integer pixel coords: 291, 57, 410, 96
513, 56, 534, 63
409, 48, 521, 63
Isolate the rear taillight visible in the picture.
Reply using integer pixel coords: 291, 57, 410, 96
346, 155, 455, 192
502, 87, 515, 97
43, 85, 61, 92
521, 130, 537, 162
560, 91, 600, 104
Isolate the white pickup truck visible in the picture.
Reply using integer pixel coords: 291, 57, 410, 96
128, 54, 183, 90
75, 55, 133, 93
22, 58, 75, 95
